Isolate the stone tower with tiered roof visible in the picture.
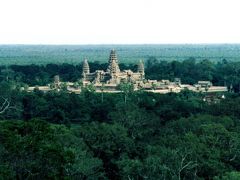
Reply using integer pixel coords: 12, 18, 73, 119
107, 49, 120, 75
81, 49, 145, 86
82, 59, 90, 74
137, 60, 145, 80
137, 60, 144, 74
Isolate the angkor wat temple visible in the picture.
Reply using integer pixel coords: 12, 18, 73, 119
28, 49, 228, 94
82, 49, 145, 90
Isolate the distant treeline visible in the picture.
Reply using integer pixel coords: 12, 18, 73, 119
1, 44, 240, 65
1, 57, 240, 91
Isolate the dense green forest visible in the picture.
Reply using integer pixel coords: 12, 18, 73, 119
1, 44, 240, 65
1, 58, 240, 179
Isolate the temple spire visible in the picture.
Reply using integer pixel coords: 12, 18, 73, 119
53, 75, 60, 88
137, 60, 144, 74
110, 60, 118, 74
107, 49, 120, 74
82, 58, 90, 74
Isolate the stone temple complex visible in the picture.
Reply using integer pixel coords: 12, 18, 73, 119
81, 49, 145, 91
27, 49, 228, 94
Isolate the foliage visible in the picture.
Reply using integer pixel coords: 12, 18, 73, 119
1, 44, 240, 65
0, 58, 240, 179
0, 119, 105, 179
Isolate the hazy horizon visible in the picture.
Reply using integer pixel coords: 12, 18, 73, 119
1, 44, 240, 65
1, 43, 240, 46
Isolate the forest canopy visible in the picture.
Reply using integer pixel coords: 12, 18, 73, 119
0, 58, 240, 179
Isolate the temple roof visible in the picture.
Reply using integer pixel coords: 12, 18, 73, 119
137, 60, 144, 73
107, 49, 120, 74
82, 58, 90, 74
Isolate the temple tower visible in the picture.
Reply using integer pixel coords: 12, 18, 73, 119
53, 75, 60, 88
137, 60, 145, 80
110, 60, 118, 75
82, 59, 90, 74
137, 60, 145, 75
107, 49, 120, 74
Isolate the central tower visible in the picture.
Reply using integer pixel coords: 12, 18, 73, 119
107, 49, 120, 74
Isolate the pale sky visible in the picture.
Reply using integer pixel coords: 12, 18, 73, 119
0, 0, 240, 44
